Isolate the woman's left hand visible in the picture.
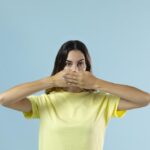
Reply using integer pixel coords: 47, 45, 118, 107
63, 70, 98, 90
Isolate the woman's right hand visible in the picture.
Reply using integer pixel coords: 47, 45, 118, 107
51, 69, 71, 88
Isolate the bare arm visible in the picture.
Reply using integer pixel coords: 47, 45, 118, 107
62, 71, 150, 110
0, 76, 54, 112
94, 79, 150, 110
0, 76, 54, 105
1, 98, 33, 112
0, 69, 71, 112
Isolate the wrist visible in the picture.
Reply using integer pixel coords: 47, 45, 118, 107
93, 78, 110, 91
41, 76, 55, 89
50, 76, 56, 87
93, 78, 101, 90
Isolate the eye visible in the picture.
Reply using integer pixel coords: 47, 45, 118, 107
65, 62, 72, 66
77, 62, 84, 66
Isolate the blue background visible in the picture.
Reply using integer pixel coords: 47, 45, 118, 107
0, 0, 150, 150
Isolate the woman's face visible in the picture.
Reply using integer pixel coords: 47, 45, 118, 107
63, 50, 87, 92
64, 50, 87, 72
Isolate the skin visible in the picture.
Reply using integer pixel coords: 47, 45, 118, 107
57, 50, 150, 111
50, 50, 89, 93
1, 49, 149, 113
62, 50, 89, 92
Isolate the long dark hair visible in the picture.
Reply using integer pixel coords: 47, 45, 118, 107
45, 40, 94, 94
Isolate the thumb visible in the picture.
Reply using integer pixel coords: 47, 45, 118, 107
64, 68, 72, 73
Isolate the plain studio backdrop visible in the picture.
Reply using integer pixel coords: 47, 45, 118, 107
0, 0, 150, 150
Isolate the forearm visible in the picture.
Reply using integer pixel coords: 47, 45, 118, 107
94, 78, 150, 105
0, 76, 54, 105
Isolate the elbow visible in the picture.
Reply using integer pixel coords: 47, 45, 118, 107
146, 94, 150, 105
0, 94, 12, 106
143, 94, 150, 106
0, 94, 5, 105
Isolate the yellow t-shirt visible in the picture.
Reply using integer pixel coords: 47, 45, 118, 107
23, 90, 127, 150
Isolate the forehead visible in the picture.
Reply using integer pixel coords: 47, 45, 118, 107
66, 50, 85, 61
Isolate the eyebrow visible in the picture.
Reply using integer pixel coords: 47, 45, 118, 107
66, 59, 85, 62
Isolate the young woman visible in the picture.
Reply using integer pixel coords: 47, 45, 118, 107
0, 40, 150, 150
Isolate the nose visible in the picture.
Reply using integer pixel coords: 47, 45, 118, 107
71, 64, 78, 72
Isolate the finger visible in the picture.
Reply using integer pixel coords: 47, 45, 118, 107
65, 78, 78, 84
67, 82, 78, 87
62, 76, 66, 80
63, 68, 71, 74
65, 69, 77, 73
64, 74, 77, 79
66, 70, 79, 75
62, 69, 72, 77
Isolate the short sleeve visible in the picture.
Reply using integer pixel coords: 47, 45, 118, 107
23, 95, 40, 119
106, 93, 127, 119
